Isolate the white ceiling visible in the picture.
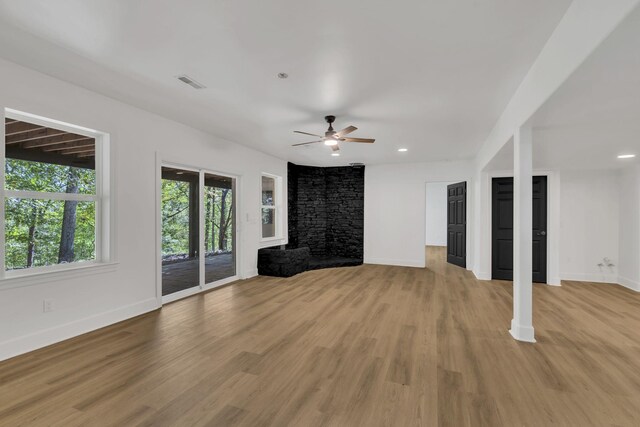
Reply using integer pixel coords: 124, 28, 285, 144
0, 0, 572, 166
487, 5, 640, 172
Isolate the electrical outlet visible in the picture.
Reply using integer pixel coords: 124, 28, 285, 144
43, 299, 55, 313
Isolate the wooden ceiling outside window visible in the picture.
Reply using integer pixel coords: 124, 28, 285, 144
5, 118, 96, 169
161, 167, 234, 189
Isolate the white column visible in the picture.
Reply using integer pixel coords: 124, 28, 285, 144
510, 126, 535, 342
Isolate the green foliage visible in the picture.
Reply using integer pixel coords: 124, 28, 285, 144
5, 159, 95, 194
205, 185, 234, 254
5, 200, 95, 269
161, 178, 234, 258
161, 179, 190, 256
4, 159, 96, 270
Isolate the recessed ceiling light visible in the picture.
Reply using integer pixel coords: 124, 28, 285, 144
618, 154, 636, 159
398, 148, 408, 152
277, 72, 289, 79
332, 153, 340, 157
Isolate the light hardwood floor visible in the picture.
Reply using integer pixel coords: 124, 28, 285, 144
1, 247, 640, 426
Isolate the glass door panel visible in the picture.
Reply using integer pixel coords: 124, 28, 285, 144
161, 167, 200, 296
204, 173, 236, 284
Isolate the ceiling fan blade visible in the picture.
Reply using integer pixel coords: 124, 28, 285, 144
331, 144, 340, 152
334, 126, 357, 138
294, 131, 323, 138
292, 140, 322, 146
343, 137, 375, 143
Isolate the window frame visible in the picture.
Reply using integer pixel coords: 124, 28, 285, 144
0, 108, 112, 282
260, 173, 282, 242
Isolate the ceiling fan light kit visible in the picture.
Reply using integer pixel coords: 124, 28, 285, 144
293, 115, 375, 153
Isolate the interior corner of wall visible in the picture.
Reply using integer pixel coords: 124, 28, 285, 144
472, 270, 491, 281
618, 276, 640, 292
547, 277, 562, 286
242, 269, 259, 279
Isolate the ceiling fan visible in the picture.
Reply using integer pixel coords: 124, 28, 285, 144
292, 115, 375, 152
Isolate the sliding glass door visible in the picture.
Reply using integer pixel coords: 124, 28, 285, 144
161, 166, 237, 301
204, 172, 236, 284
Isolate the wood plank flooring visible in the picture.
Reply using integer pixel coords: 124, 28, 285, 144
1, 247, 640, 426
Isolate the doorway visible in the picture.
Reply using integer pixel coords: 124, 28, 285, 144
447, 181, 467, 268
160, 165, 238, 302
425, 181, 467, 269
492, 176, 547, 282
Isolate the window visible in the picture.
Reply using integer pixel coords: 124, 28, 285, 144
1, 109, 110, 278
261, 174, 280, 240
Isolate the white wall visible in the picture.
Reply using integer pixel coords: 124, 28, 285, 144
618, 165, 640, 290
425, 182, 453, 246
364, 161, 472, 268
0, 58, 288, 361
559, 170, 620, 283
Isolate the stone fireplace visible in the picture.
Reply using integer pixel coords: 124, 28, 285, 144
258, 162, 364, 276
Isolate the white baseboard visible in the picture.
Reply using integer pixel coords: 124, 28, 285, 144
242, 269, 258, 279
365, 258, 425, 268
547, 276, 562, 287
473, 270, 559, 286
0, 297, 159, 362
473, 270, 491, 281
618, 276, 640, 292
560, 273, 619, 284
510, 320, 536, 343
560, 273, 639, 292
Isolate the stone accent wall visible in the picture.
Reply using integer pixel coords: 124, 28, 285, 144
325, 166, 365, 259
287, 162, 364, 259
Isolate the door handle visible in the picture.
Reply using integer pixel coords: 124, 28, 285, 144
537, 231, 546, 236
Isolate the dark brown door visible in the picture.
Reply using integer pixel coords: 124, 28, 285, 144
447, 182, 466, 268
491, 176, 547, 282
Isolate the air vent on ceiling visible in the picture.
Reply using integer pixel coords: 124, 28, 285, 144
176, 75, 206, 89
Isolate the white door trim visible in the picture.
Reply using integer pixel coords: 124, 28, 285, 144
483, 169, 560, 286
155, 154, 242, 306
